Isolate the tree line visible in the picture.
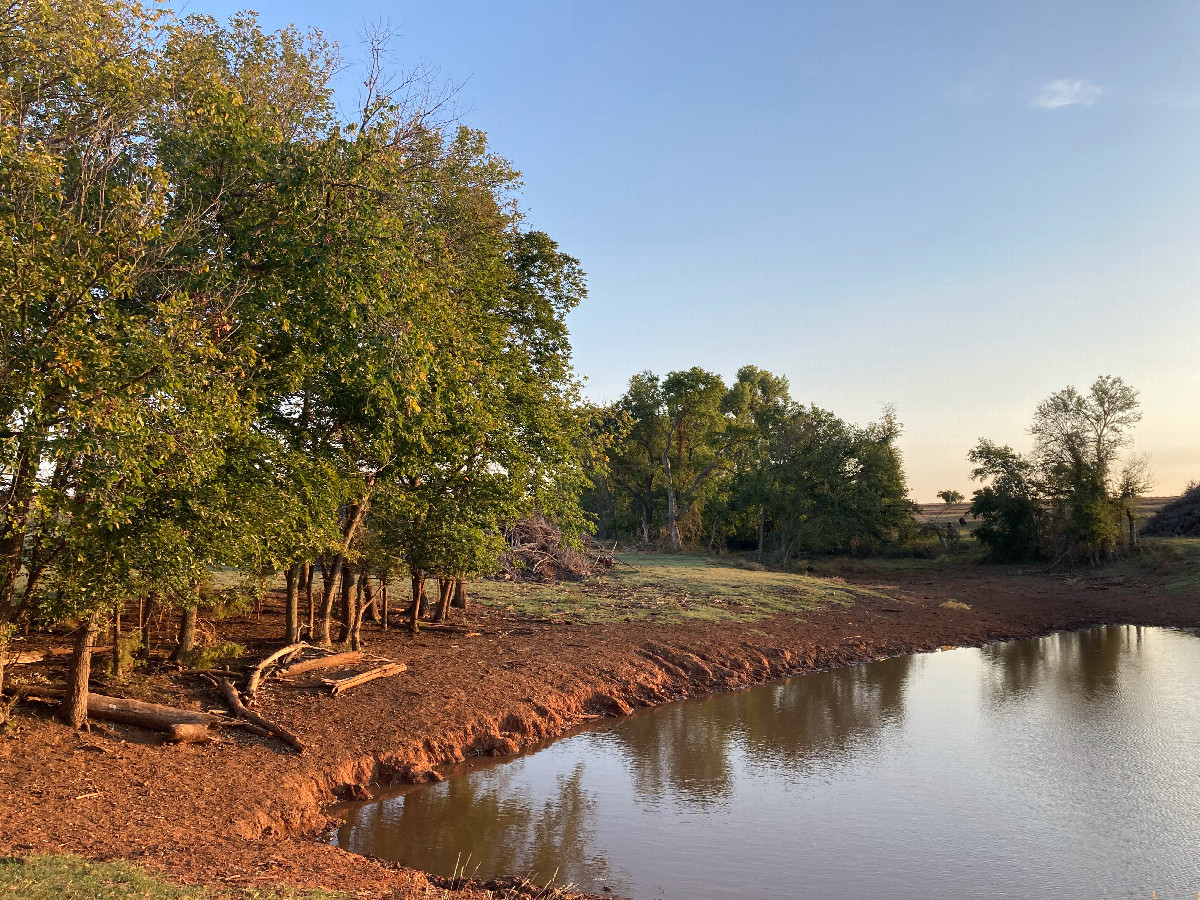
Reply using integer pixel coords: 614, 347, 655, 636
583, 366, 916, 559
0, 0, 591, 723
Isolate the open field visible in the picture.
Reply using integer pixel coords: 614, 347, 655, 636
3, 545, 1199, 899
472, 553, 875, 624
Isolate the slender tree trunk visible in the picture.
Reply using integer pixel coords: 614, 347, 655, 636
139, 594, 158, 663
110, 608, 122, 676
171, 605, 196, 664
1127, 509, 1137, 547
62, 613, 99, 729
317, 555, 342, 645
284, 564, 300, 644
662, 449, 681, 551
757, 508, 766, 560
336, 567, 355, 644
304, 564, 314, 636
409, 571, 423, 635
451, 578, 467, 611
0, 621, 10, 706
381, 580, 388, 631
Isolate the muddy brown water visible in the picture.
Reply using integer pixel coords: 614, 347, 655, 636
334, 626, 1200, 899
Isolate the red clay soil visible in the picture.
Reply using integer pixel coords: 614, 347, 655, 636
1, 564, 1198, 898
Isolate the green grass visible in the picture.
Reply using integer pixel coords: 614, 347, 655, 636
1133, 537, 1200, 594
0, 855, 345, 900
472, 553, 881, 624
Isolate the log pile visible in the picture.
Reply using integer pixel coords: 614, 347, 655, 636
1142, 483, 1200, 537
499, 516, 616, 582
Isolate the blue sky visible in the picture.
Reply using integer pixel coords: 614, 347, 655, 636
187, 0, 1200, 499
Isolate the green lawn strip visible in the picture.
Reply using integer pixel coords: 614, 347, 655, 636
472, 553, 882, 624
0, 855, 345, 900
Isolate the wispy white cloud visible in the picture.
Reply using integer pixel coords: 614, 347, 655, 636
1032, 78, 1103, 109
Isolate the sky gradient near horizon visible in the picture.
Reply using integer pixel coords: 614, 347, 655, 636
188, 0, 1200, 500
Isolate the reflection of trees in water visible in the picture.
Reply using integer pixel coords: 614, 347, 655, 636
339, 768, 534, 878
608, 654, 914, 804
981, 625, 1143, 707
339, 762, 611, 889
525, 764, 611, 887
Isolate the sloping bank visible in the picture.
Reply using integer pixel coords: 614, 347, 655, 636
1, 565, 1197, 899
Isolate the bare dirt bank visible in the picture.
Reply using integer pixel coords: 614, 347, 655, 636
2, 562, 1198, 898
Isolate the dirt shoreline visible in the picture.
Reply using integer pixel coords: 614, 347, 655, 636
2, 562, 1198, 898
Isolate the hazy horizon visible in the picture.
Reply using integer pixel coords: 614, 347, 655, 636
189, 0, 1200, 501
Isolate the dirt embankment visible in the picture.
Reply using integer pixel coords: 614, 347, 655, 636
1, 564, 1198, 898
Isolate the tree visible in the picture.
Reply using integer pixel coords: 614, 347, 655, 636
937, 490, 964, 505
969, 376, 1149, 564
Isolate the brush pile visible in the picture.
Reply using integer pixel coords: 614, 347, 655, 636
499, 516, 616, 582
1141, 483, 1200, 537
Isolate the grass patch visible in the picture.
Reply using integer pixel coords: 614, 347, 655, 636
0, 854, 346, 900
1120, 537, 1200, 594
939, 600, 971, 611
472, 553, 881, 624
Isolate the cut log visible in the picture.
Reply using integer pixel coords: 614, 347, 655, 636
167, 723, 214, 743
246, 642, 310, 698
218, 678, 305, 753
22, 688, 218, 731
277, 651, 363, 678
323, 662, 407, 696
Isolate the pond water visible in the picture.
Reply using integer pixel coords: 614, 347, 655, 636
333, 626, 1200, 899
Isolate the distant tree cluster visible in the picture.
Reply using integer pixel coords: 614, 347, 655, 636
968, 376, 1151, 564
584, 367, 916, 560
0, 0, 591, 721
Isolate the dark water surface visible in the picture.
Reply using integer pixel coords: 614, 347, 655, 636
334, 626, 1200, 899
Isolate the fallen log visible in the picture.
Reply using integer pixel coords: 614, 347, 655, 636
218, 678, 305, 753
277, 651, 363, 678
21, 688, 218, 731
323, 662, 407, 696
414, 623, 479, 636
246, 642, 310, 698
167, 723, 215, 744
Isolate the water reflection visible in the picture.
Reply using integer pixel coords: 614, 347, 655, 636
981, 625, 1144, 705
337, 627, 1200, 900
610, 654, 915, 807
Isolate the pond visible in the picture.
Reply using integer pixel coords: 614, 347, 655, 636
333, 626, 1200, 899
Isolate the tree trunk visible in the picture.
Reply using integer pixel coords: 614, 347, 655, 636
1126, 509, 1137, 547
139, 594, 158, 663
381, 580, 388, 631
451, 578, 467, 611
284, 564, 301, 644
409, 571, 423, 635
349, 576, 368, 651
362, 573, 380, 624
757, 508, 766, 560
170, 604, 197, 665
62, 613, 99, 729
0, 622, 9, 707
304, 564, 314, 636
316, 556, 342, 645
336, 566, 355, 644
110, 608, 122, 676
434, 578, 453, 622
662, 449, 681, 551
